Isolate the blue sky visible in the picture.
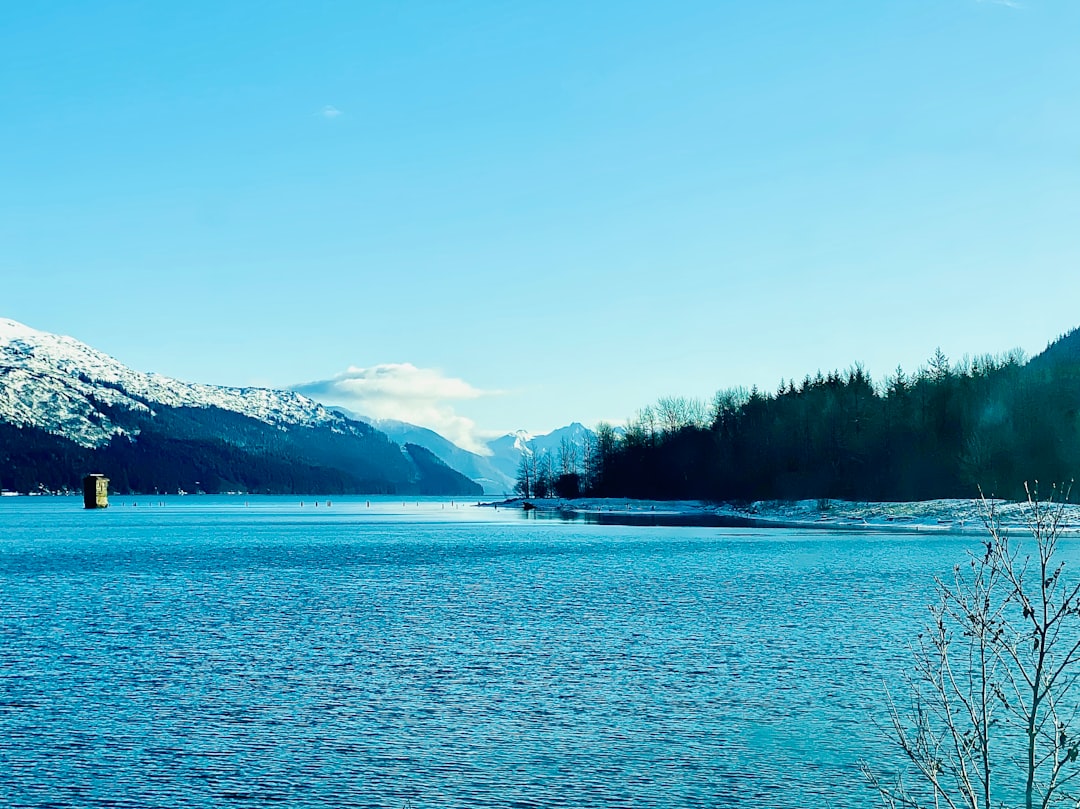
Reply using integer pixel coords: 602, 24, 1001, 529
3, 1, 1079, 448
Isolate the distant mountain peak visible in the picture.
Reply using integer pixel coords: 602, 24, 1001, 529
511, 430, 534, 452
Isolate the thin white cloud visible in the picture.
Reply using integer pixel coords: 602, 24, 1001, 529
319, 105, 343, 119
977, 0, 1023, 8
294, 363, 500, 454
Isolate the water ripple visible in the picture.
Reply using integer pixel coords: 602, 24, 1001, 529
0, 496, 1005, 807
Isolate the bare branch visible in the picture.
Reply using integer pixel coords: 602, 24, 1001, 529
864, 484, 1080, 809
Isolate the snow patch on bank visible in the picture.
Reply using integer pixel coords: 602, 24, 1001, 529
480, 496, 1080, 533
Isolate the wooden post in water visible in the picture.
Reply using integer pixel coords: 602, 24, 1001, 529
82, 474, 109, 509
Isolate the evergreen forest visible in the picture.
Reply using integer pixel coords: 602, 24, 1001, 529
519, 329, 1080, 503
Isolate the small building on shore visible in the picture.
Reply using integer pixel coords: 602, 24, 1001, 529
82, 474, 109, 509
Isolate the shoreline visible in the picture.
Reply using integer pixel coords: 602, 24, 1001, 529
478, 495, 1080, 534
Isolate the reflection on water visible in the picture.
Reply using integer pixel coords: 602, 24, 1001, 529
0, 495, 986, 808
532, 508, 767, 528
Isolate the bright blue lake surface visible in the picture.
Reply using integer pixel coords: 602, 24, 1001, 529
0, 495, 978, 807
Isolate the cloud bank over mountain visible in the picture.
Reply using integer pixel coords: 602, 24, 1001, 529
293, 363, 499, 454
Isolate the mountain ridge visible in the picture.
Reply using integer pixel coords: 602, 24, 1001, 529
0, 318, 480, 496
0, 318, 343, 446
329, 410, 598, 495
329, 410, 517, 495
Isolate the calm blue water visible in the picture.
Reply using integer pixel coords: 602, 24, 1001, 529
0, 495, 980, 808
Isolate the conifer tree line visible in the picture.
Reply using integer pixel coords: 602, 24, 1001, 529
519, 330, 1080, 502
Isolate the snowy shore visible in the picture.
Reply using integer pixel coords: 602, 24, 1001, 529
479, 496, 1080, 534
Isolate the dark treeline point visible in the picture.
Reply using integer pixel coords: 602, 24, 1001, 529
515, 329, 1080, 504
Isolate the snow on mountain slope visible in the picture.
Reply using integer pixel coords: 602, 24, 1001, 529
511, 430, 533, 452
0, 318, 342, 447
336, 410, 517, 494
483, 423, 597, 482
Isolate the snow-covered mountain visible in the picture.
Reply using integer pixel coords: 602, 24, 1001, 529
321, 404, 598, 495
0, 318, 341, 447
0, 318, 480, 496
484, 422, 596, 483
329, 409, 516, 495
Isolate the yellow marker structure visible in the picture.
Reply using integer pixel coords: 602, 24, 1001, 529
82, 474, 109, 509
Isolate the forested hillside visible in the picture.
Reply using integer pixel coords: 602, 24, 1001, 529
0, 405, 483, 496
537, 330, 1080, 503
